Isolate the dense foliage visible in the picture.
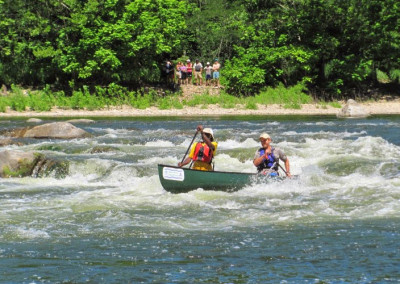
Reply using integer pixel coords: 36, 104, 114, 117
1, 0, 399, 99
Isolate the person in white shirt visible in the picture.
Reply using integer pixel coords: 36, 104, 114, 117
204, 62, 213, 86
193, 59, 203, 85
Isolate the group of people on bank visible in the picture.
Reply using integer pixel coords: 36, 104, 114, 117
165, 59, 221, 87
178, 125, 292, 177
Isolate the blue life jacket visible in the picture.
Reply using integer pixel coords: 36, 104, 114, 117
257, 147, 279, 172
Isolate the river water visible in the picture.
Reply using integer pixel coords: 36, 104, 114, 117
0, 115, 399, 283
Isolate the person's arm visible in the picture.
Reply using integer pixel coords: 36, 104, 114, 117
178, 141, 197, 167
197, 125, 215, 151
253, 149, 268, 167
178, 156, 192, 167
202, 132, 214, 151
278, 150, 291, 177
284, 158, 291, 177
253, 155, 265, 167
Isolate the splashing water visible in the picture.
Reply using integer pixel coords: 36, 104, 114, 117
1, 116, 399, 282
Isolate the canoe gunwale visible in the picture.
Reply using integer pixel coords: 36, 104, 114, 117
158, 164, 257, 176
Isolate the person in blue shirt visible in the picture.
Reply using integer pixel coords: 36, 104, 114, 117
253, 133, 291, 177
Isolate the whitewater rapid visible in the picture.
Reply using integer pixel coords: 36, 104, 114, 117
0, 117, 399, 241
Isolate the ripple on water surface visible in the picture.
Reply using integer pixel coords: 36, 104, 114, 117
0, 116, 399, 282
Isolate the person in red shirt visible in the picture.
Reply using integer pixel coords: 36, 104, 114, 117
186, 59, 193, 84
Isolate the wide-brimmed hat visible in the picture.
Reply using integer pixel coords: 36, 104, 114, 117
206, 62, 210, 65
203, 128, 214, 139
259, 133, 270, 140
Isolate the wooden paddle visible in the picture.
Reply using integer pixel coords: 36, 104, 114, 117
180, 130, 198, 164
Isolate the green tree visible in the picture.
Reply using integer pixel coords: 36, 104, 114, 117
57, 0, 188, 87
186, 0, 244, 62
0, 0, 188, 89
223, 0, 313, 95
223, 0, 400, 98
0, 0, 62, 86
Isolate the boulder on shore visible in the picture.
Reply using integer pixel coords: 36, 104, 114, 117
337, 99, 370, 118
0, 150, 69, 178
0, 122, 91, 139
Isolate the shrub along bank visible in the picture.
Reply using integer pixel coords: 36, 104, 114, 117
0, 83, 322, 113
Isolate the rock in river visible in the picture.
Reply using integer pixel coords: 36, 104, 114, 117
26, 118, 43, 123
337, 99, 370, 118
1, 122, 91, 139
0, 150, 69, 178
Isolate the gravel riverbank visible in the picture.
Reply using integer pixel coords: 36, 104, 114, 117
0, 100, 399, 118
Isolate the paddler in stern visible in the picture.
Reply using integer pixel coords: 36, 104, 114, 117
253, 133, 291, 177
178, 125, 218, 171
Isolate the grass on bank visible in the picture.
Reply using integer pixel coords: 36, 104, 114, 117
0, 83, 336, 113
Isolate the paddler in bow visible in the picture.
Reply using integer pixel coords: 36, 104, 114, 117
253, 133, 291, 177
178, 125, 218, 171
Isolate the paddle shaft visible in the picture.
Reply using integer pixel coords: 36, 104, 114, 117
264, 162, 276, 175
278, 163, 288, 175
181, 131, 198, 164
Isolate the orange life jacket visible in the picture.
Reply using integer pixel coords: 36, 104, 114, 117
193, 142, 213, 163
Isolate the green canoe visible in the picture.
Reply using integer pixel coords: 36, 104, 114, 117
158, 164, 283, 193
